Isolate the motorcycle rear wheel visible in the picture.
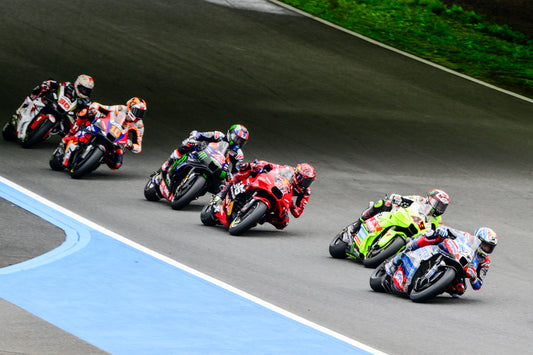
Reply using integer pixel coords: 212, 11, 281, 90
49, 147, 65, 171
369, 260, 389, 293
171, 175, 206, 210
2, 121, 17, 142
409, 266, 456, 303
228, 200, 268, 236
144, 175, 161, 201
21, 119, 54, 148
329, 233, 349, 259
200, 203, 217, 226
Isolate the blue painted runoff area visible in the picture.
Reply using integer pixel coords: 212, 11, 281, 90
0, 178, 382, 355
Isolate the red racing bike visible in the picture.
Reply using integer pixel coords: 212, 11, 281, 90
200, 166, 293, 235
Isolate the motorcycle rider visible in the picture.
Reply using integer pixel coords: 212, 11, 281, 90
385, 225, 498, 296
11, 74, 94, 134
62, 97, 146, 170
341, 189, 450, 243
213, 160, 316, 229
159, 124, 249, 177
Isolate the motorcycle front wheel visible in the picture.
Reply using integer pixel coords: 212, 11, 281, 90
409, 266, 456, 303
70, 147, 104, 179
21, 118, 54, 148
363, 236, 405, 268
228, 199, 268, 236
171, 175, 206, 210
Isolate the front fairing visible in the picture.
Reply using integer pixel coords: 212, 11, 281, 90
16, 97, 47, 138
354, 203, 428, 256
215, 169, 293, 228
400, 245, 441, 289
55, 85, 79, 114
168, 142, 231, 194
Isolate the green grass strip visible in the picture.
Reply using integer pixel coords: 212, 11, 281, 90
279, 0, 533, 98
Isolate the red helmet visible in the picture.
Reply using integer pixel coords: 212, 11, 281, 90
292, 163, 316, 192
427, 189, 449, 216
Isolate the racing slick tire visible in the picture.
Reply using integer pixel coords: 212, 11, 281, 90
21, 118, 54, 148
363, 236, 405, 268
409, 266, 456, 303
70, 146, 104, 179
200, 203, 217, 226
369, 260, 389, 293
171, 175, 206, 210
329, 233, 349, 259
49, 147, 65, 171
228, 199, 268, 236
144, 174, 161, 201
2, 120, 17, 142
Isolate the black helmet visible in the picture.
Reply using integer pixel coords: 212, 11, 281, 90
226, 124, 249, 148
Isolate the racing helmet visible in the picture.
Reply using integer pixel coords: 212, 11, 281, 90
126, 97, 147, 121
226, 124, 249, 148
74, 74, 94, 99
427, 189, 449, 217
475, 227, 498, 257
292, 163, 316, 192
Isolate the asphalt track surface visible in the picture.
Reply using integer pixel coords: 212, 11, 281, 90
0, 0, 532, 354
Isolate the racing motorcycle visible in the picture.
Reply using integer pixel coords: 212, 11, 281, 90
369, 232, 477, 302
329, 202, 431, 268
2, 85, 84, 148
143, 141, 232, 210
200, 166, 293, 235
49, 110, 131, 179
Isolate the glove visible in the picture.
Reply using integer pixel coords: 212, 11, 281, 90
189, 130, 199, 140
185, 138, 198, 148
435, 226, 448, 239
464, 266, 477, 280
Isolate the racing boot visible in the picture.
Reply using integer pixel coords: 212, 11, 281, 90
361, 200, 392, 220
106, 148, 124, 171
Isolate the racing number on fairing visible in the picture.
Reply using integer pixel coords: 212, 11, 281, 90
411, 215, 425, 230
108, 124, 122, 139
275, 176, 290, 194
58, 97, 72, 111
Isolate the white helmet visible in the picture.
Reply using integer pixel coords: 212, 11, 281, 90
475, 227, 498, 257
74, 74, 94, 99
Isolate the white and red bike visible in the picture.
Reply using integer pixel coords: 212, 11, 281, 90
2, 84, 85, 148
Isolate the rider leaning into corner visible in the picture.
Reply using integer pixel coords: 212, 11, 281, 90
159, 124, 250, 176
385, 225, 498, 297
13, 74, 94, 126
62, 97, 147, 170
342, 189, 450, 244
213, 160, 317, 229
